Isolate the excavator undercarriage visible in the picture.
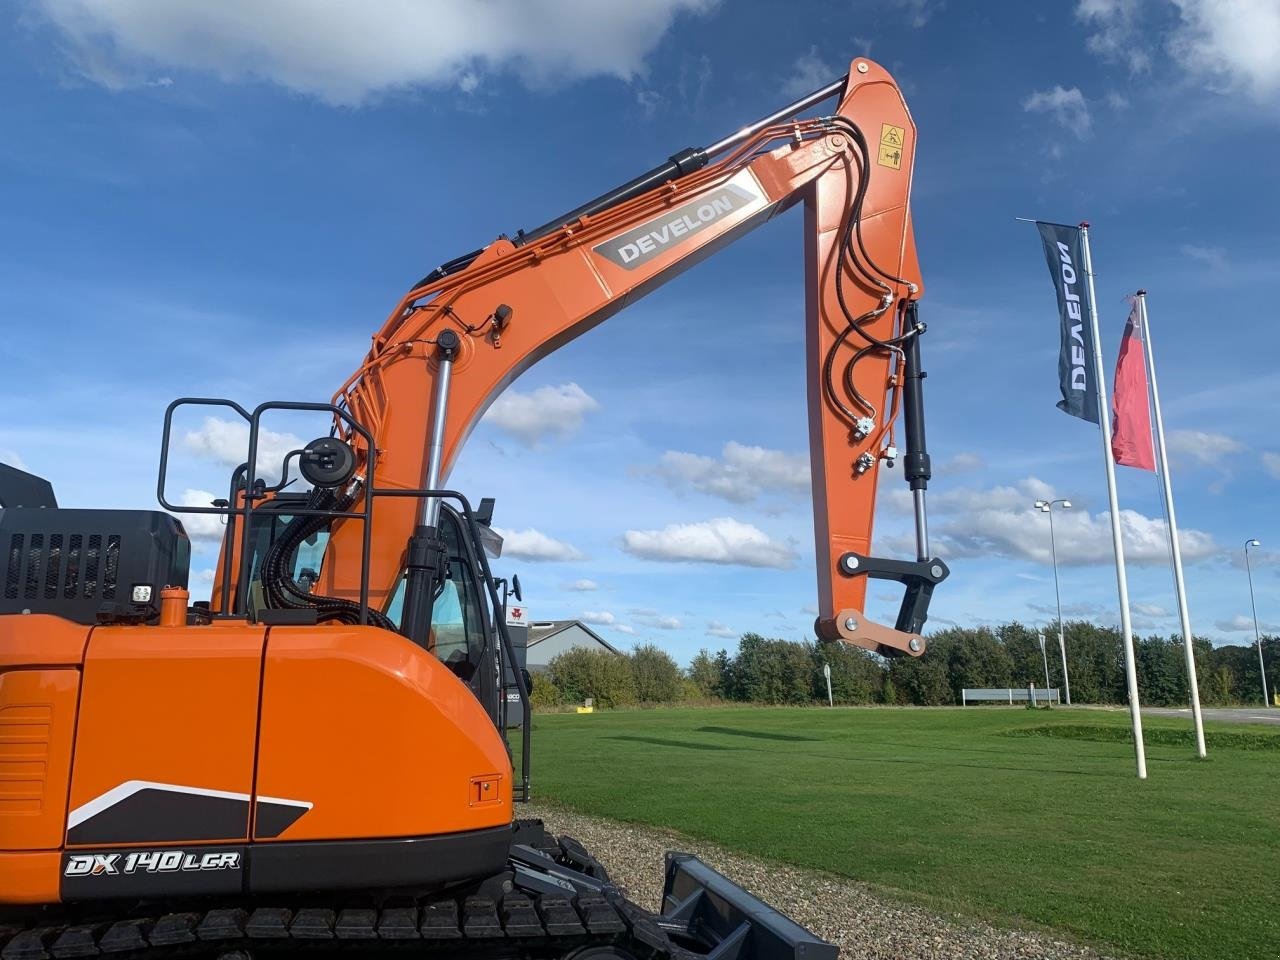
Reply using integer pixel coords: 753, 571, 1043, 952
2, 822, 834, 960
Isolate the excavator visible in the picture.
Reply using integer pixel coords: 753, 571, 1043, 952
0, 58, 947, 960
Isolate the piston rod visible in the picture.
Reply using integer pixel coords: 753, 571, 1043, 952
420, 330, 459, 527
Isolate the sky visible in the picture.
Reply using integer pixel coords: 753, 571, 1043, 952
2, 0, 1278, 662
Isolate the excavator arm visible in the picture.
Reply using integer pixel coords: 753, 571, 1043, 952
306, 58, 944, 656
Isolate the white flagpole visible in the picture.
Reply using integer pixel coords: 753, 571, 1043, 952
1080, 223, 1147, 779
1136, 290, 1207, 758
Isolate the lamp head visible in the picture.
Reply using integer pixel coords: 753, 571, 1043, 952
1061, 500, 1072, 509
1248, 539, 1262, 548
1034, 500, 1047, 509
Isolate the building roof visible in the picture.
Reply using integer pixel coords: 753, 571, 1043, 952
527, 619, 622, 655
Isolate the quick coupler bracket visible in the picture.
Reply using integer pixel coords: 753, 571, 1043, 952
837, 552, 949, 648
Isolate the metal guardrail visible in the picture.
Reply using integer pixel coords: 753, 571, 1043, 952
962, 687, 1061, 705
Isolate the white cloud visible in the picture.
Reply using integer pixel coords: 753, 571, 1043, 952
1076, 0, 1280, 102
1023, 85, 1093, 139
482, 383, 599, 446
940, 452, 984, 473
175, 488, 226, 542
622, 517, 797, 569
492, 526, 584, 562
1076, 0, 1152, 72
634, 611, 682, 630
1169, 0, 1280, 101
1216, 613, 1280, 632
903, 476, 1219, 567
565, 578, 598, 592
1166, 428, 1244, 465
1106, 91, 1132, 109
654, 441, 809, 503
1263, 452, 1280, 478
615, 624, 636, 635
706, 619, 736, 639
580, 610, 616, 625
1180, 244, 1231, 272
781, 46, 836, 98
1133, 602, 1170, 617
34, 0, 718, 106
891, 0, 943, 27
183, 417, 303, 483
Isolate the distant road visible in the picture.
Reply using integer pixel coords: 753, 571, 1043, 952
1143, 706, 1280, 726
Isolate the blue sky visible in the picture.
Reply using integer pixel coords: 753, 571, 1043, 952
2, 0, 1278, 661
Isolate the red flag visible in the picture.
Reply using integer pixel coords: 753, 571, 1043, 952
1111, 298, 1156, 471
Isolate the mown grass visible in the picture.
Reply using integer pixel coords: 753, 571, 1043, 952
523, 706, 1280, 960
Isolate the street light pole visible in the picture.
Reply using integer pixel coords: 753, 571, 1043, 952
1245, 538, 1270, 708
1035, 498, 1073, 705
1038, 629, 1052, 702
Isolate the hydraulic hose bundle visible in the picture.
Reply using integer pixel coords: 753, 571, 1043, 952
258, 484, 397, 629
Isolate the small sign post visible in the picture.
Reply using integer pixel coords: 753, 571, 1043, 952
823, 662, 833, 707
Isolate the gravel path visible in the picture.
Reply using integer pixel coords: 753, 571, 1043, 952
526, 803, 1116, 960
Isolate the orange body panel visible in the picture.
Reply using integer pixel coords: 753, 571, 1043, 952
68, 622, 266, 846
0, 850, 61, 903
0, 615, 91, 669
255, 625, 512, 841
0, 669, 79, 849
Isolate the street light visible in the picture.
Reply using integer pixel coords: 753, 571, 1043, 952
1034, 498, 1073, 705
1037, 628, 1052, 703
1245, 538, 1270, 708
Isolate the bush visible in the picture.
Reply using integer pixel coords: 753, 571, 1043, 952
547, 647, 636, 708
686, 648, 728, 698
529, 672, 562, 709
631, 643, 684, 703
726, 633, 813, 704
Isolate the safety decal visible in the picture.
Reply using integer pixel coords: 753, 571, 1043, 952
878, 124, 906, 170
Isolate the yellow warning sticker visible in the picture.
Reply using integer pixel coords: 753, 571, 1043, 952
878, 123, 905, 169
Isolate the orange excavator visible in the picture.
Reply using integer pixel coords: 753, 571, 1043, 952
0, 58, 946, 960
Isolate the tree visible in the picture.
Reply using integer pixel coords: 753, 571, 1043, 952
812, 639, 883, 704
686, 648, 727, 699
944, 627, 1016, 701
630, 643, 683, 703
725, 633, 813, 704
888, 633, 954, 705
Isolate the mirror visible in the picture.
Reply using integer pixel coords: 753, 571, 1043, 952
511, 574, 522, 602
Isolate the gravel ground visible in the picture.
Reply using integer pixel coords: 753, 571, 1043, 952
526, 803, 1116, 960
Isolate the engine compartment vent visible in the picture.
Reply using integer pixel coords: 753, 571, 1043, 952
0, 509, 189, 624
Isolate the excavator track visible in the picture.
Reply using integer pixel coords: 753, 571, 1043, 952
0, 888, 667, 960
0, 826, 780, 960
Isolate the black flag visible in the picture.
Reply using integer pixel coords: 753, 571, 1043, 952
1036, 222, 1099, 423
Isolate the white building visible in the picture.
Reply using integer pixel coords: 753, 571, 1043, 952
526, 620, 621, 672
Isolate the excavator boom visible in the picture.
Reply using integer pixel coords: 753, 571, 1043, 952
248, 57, 944, 658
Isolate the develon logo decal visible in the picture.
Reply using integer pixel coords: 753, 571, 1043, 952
593, 181, 759, 269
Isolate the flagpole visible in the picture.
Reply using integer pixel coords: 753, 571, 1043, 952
1080, 222, 1147, 779
1136, 290, 1207, 758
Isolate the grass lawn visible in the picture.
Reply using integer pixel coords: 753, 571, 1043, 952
523, 706, 1280, 960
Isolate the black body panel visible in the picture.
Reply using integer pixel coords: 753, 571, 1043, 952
68, 789, 249, 846
0, 463, 57, 508
0, 508, 190, 624
250, 826, 512, 893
